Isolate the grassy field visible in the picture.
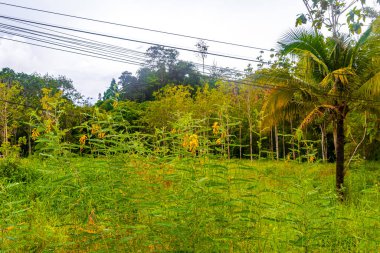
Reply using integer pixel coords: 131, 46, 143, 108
1, 156, 379, 252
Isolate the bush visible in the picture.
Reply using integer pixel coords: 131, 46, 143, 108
0, 159, 39, 183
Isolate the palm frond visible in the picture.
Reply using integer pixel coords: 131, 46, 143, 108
357, 24, 373, 48
279, 29, 330, 76
293, 49, 330, 75
320, 67, 355, 87
262, 87, 295, 116
299, 105, 336, 129
355, 71, 380, 97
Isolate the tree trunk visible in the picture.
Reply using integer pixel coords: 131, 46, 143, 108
290, 119, 296, 160
333, 119, 337, 156
270, 127, 273, 160
323, 122, 328, 161
239, 123, 242, 160
3, 98, 8, 157
28, 126, 32, 156
320, 124, 327, 162
275, 125, 279, 161
226, 117, 230, 160
282, 120, 285, 159
249, 120, 253, 161
202, 57, 205, 75
336, 112, 345, 199
348, 112, 367, 167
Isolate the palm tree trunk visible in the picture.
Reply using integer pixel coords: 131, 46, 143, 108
336, 112, 345, 199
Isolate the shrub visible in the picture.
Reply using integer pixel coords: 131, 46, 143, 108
0, 159, 39, 183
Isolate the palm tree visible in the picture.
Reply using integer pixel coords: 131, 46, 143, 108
259, 19, 380, 198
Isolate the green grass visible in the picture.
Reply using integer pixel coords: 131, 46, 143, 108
1, 156, 379, 252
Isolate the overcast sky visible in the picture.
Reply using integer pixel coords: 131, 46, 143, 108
0, 0, 308, 100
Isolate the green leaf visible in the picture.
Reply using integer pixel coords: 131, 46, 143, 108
296, 14, 307, 27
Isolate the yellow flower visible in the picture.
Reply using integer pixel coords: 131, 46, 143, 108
216, 138, 222, 145
44, 119, 53, 133
189, 134, 199, 154
309, 155, 316, 163
79, 134, 88, 145
212, 122, 219, 135
31, 128, 40, 140
91, 124, 101, 135
98, 132, 106, 139
171, 128, 177, 134
182, 134, 199, 154
182, 134, 189, 148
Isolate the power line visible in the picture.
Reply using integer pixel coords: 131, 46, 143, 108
0, 1, 276, 52
0, 29, 146, 65
0, 25, 277, 80
0, 22, 255, 77
8, 19, 147, 58
0, 36, 145, 66
0, 23, 148, 62
0, 15, 270, 64
0, 16, 278, 75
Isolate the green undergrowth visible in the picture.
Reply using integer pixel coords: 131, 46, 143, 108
1, 156, 379, 252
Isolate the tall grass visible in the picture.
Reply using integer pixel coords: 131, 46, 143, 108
1, 156, 379, 252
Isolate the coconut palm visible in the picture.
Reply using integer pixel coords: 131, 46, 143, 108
259, 19, 380, 198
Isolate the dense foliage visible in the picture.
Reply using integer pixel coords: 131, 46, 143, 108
1, 157, 380, 252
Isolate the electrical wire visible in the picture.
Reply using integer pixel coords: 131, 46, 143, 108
7, 19, 148, 58
0, 21, 259, 76
0, 15, 271, 64
0, 1, 276, 52
0, 36, 145, 66
0, 23, 148, 62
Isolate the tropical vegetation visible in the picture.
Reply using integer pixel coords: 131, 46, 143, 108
0, 0, 379, 251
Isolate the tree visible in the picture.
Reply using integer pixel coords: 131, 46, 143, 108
145, 45, 179, 86
143, 85, 193, 130
261, 19, 380, 198
168, 60, 202, 89
296, 0, 380, 36
0, 68, 82, 107
118, 71, 141, 101
237, 85, 263, 161
135, 67, 160, 101
0, 81, 24, 156
195, 40, 209, 75
103, 78, 119, 101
